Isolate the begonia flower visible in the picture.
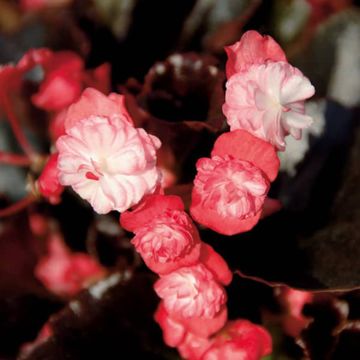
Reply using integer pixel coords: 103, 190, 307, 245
225, 30, 287, 78
223, 61, 315, 150
202, 320, 272, 360
37, 153, 64, 204
191, 130, 279, 235
131, 209, 202, 274
154, 264, 226, 319
35, 234, 105, 297
56, 90, 161, 214
192, 155, 269, 235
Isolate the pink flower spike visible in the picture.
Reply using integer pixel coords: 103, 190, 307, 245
225, 30, 287, 78
223, 62, 315, 151
131, 209, 201, 275
56, 113, 161, 214
199, 243, 233, 286
154, 264, 227, 319
191, 155, 269, 236
203, 320, 272, 360
63, 88, 133, 131
37, 153, 64, 204
212, 130, 279, 182
120, 194, 184, 232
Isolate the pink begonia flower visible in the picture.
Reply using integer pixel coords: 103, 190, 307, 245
120, 194, 184, 232
225, 30, 287, 78
37, 153, 64, 204
223, 61, 315, 150
155, 302, 227, 347
131, 209, 202, 274
191, 155, 269, 236
154, 264, 226, 319
56, 89, 161, 214
35, 234, 105, 297
277, 287, 313, 337
191, 130, 279, 235
202, 320, 272, 360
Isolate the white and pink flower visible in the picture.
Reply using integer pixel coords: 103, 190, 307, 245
223, 61, 315, 150
154, 264, 226, 319
56, 89, 161, 214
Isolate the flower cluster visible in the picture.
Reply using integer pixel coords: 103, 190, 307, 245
121, 194, 271, 359
0, 29, 317, 359
190, 31, 315, 235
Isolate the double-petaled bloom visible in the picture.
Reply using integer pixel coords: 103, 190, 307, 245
131, 209, 202, 274
191, 130, 279, 235
223, 61, 315, 150
223, 30, 315, 150
56, 88, 162, 214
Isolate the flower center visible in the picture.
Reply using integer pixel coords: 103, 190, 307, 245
254, 88, 281, 112
79, 158, 106, 182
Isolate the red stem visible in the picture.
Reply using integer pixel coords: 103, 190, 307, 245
0, 195, 36, 218
2, 95, 36, 157
0, 151, 31, 166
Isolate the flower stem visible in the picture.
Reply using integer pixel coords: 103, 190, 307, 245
2, 95, 36, 157
0, 194, 36, 218
0, 151, 31, 166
